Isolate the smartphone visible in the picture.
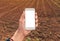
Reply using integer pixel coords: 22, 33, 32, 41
25, 8, 35, 30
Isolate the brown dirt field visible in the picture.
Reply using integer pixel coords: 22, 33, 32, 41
0, 0, 60, 41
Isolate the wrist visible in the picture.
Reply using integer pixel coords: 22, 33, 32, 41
11, 30, 25, 41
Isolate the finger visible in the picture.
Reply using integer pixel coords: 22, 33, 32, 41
35, 12, 38, 24
21, 11, 25, 18
23, 11, 25, 19
35, 12, 38, 20
35, 19, 38, 27
26, 30, 31, 33
35, 12, 37, 16
35, 15, 38, 19
36, 19, 38, 27
36, 23, 38, 27
36, 19, 38, 23
21, 11, 25, 19
19, 11, 25, 20
35, 12, 38, 27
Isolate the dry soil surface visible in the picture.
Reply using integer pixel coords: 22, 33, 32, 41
0, 0, 60, 41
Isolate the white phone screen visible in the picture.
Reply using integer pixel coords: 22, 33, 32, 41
25, 8, 35, 30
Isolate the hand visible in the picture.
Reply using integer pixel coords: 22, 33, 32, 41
11, 11, 38, 41
18, 11, 38, 36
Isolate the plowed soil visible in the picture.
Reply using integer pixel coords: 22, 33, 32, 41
0, 0, 60, 41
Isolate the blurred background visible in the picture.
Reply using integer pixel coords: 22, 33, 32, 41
0, 0, 60, 41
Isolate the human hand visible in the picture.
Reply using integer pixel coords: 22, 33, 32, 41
11, 11, 38, 41
18, 11, 38, 36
